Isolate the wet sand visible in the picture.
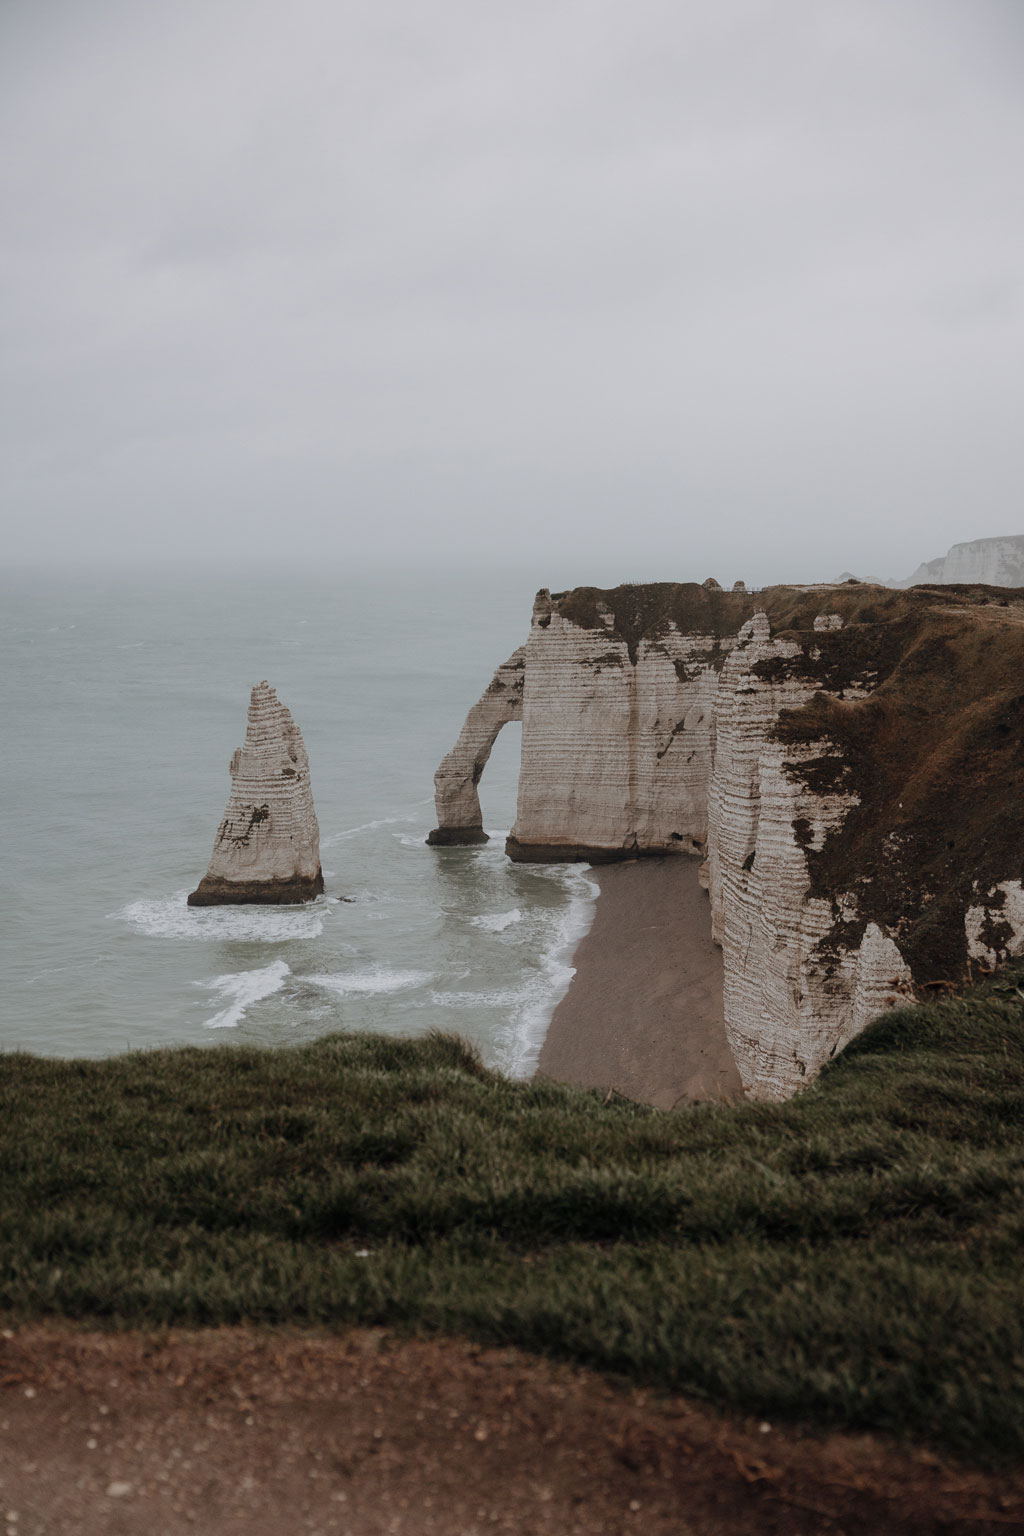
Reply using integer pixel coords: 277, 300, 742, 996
537, 858, 742, 1109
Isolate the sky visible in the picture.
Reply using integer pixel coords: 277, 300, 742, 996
3, 0, 1023, 586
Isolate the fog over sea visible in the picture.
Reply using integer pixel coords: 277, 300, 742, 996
1, 567, 597, 1074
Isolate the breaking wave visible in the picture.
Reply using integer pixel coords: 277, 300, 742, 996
200, 960, 291, 1029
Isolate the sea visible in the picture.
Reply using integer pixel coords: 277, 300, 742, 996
1, 566, 597, 1076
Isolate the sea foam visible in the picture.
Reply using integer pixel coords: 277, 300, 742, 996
306, 968, 432, 996
200, 959, 291, 1029
429, 864, 598, 1078
112, 892, 327, 942
497, 864, 599, 1078
470, 908, 523, 933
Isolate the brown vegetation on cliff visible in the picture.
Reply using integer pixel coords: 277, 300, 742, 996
770, 590, 1024, 983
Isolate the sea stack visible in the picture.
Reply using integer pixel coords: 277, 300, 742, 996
188, 681, 324, 906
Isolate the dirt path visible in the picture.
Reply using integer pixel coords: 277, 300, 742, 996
2, 1327, 1022, 1535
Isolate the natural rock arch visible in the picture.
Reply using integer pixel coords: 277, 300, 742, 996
427, 648, 526, 845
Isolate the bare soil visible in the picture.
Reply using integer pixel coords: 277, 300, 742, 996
2, 1327, 1022, 1535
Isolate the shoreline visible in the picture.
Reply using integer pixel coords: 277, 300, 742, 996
536, 857, 741, 1109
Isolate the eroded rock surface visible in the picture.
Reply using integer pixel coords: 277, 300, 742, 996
433, 581, 1024, 1098
506, 591, 722, 862
428, 648, 525, 844
189, 681, 323, 906
966, 882, 1024, 968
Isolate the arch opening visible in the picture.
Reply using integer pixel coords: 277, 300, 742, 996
477, 719, 522, 837
427, 646, 526, 846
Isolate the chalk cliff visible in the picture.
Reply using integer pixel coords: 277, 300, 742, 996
505, 589, 723, 861
189, 681, 323, 906
899, 535, 1024, 588
432, 582, 1024, 1098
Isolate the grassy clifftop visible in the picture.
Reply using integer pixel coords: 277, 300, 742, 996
3, 967, 1024, 1465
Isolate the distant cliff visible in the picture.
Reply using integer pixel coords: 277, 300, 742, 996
431, 582, 1024, 1099
899, 534, 1024, 588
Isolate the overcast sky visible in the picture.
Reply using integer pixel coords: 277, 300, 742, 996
3, 0, 1022, 585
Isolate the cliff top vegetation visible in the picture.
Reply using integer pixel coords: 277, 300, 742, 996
3, 963, 1024, 1467
550, 577, 1024, 652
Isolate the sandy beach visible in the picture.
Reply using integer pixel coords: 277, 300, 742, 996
537, 857, 742, 1109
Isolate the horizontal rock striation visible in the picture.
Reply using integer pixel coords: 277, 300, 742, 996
189, 682, 323, 906
428, 648, 526, 845
433, 580, 1024, 1098
505, 590, 725, 861
703, 615, 911, 1095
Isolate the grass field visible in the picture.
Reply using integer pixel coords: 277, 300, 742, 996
3, 964, 1024, 1466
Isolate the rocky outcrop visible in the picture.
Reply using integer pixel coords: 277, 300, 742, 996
432, 581, 1024, 1098
428, 648, 526, 845
189, 682, 323, 906
899, 535, 1024, 588
966, 882, 1024, 968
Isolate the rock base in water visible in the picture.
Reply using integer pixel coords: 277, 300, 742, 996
505, 836, 691, 863
426, 826, 489, 846
187, 871, 325, 907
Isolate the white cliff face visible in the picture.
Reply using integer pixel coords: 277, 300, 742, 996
901, 536, 1024, 588
507, 593, 727, 859
428, 648, 525, 845
848, 924, 914, 1040
966, 882, 1024, 967
430, 584, 1018, 1100
702, 615, 910, 1097
189, 681, 323, 906
703, 614, 805, 945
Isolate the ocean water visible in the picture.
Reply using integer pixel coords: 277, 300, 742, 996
1, 567, 597, 1074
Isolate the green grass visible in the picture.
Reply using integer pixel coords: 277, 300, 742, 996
4, 967, 1024, 1464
